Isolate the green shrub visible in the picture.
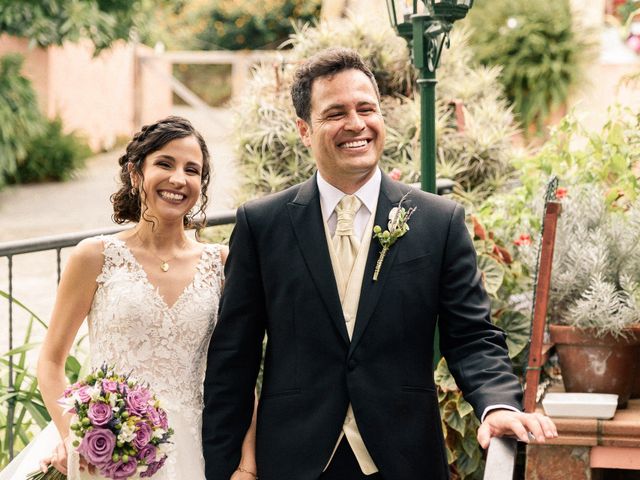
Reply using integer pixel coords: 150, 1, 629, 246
467, 0, 592, 134
0, 54, 43, 187
234, 20, 519, 203
0, 0, 170, 52
196, 0, 322, 50
6, 117, 90, 184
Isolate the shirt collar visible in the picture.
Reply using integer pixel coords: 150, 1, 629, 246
316, 168, 381, 221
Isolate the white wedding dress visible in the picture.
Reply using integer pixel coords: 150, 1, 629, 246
1, 235, 223, 479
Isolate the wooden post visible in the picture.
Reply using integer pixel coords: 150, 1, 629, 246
523, 201, 562, 413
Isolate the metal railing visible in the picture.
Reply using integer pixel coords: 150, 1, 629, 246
0, 210, 236, 460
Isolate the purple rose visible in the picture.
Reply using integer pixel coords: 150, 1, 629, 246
100, 458, 138, 479
76, 386, 92, 404
140, 456, 166, 478
126, 388, 151, 416
147, 407, 168, 429
77, 428, 116, 467
88, 402, 113, 426
133, 421, 153, 449
102, 379, 119, 393
137, 444, 157, 464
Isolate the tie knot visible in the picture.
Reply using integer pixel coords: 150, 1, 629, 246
335, 195, 361, 237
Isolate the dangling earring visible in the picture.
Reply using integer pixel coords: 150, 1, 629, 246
131, 186, 138, 196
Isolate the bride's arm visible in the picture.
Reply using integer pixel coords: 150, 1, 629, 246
231, 395, 258, 480
36, 238, 103, 471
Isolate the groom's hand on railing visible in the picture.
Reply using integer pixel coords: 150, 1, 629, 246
476, 409, 558, 449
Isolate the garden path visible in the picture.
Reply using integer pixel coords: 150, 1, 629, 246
0, 106, 240, 353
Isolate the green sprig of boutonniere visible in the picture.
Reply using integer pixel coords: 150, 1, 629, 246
372, 192, 416, 281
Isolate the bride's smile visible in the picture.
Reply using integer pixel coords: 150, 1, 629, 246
134, 135, 204, 223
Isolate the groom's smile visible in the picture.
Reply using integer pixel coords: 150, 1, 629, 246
296, 68, 385, 193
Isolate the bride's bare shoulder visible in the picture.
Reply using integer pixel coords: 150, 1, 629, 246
67, 236, 106, 272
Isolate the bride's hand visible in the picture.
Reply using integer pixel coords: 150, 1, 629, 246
39, 439, 68, 475
230, 467, 258, 480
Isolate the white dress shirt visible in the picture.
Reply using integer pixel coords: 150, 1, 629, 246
317, 168, 381, 242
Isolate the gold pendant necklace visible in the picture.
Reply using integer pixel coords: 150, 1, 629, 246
135, 231, 185, 273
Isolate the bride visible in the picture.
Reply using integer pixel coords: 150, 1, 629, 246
1, 116, 256, 480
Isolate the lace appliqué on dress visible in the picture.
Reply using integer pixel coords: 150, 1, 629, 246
82, 235, 223, 480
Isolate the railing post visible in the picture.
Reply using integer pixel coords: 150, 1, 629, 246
483, 437, 518, 480
56, 248, 62, 285
7, 254, 15, 460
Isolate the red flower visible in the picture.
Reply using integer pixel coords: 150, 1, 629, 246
514, 234, 532, 247
389, 168, 402, 181
471, 215, 487, 240
556, 187, 568, 199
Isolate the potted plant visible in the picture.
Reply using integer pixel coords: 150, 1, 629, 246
518, 185, 640, 407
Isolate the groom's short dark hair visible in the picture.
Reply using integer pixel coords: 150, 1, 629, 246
291, 47, 380, 124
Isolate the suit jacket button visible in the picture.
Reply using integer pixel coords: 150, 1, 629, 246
348, 359, 357, 371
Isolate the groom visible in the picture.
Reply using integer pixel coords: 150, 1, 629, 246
203, 48, 556, 480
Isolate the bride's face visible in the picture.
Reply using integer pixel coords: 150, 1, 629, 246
134, 135, 204, 224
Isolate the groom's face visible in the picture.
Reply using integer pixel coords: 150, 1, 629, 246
297, 68, 385, 189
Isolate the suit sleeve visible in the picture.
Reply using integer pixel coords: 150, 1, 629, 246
437, 203, 523, 417
202, 205, 266, 480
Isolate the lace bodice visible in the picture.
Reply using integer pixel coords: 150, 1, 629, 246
88, 235, 222, 416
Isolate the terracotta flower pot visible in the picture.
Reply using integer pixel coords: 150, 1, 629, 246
633, 347, 640, 399
549, 324, 640, 408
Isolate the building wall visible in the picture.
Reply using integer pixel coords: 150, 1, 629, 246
0, 35, 171, 151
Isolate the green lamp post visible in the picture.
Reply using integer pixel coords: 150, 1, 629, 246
386, 0, 473, 194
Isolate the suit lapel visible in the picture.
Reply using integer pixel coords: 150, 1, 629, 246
287, 176, 350, 346
350, 174, 406, 354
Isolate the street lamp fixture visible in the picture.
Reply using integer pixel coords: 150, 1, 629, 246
385, 0, 473, 193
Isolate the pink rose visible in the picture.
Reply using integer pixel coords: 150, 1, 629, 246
88, 402, 113, 426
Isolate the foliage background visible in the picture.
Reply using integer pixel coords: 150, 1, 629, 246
0, 0, 164, 52
466, 0, 592, 134
234, 18, 521, 205
0, 54, 42, 188
0, 54, 89, 188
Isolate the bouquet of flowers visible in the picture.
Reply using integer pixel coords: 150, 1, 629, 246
28, 364, 173, 479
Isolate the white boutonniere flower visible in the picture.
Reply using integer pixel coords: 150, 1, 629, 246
372, 192, 416, 281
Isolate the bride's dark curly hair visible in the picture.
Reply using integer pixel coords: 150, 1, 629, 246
111, 116, 211, 229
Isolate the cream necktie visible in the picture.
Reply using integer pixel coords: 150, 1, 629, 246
333, 194, 362, 277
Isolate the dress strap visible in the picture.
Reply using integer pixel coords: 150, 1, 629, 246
95, 235, 140, 284
196, 243, 224, 291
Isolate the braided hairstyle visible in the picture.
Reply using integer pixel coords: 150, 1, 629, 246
111, 116, 211, 229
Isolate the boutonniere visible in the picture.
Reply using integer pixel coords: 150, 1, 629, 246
372, 192, 416, 281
